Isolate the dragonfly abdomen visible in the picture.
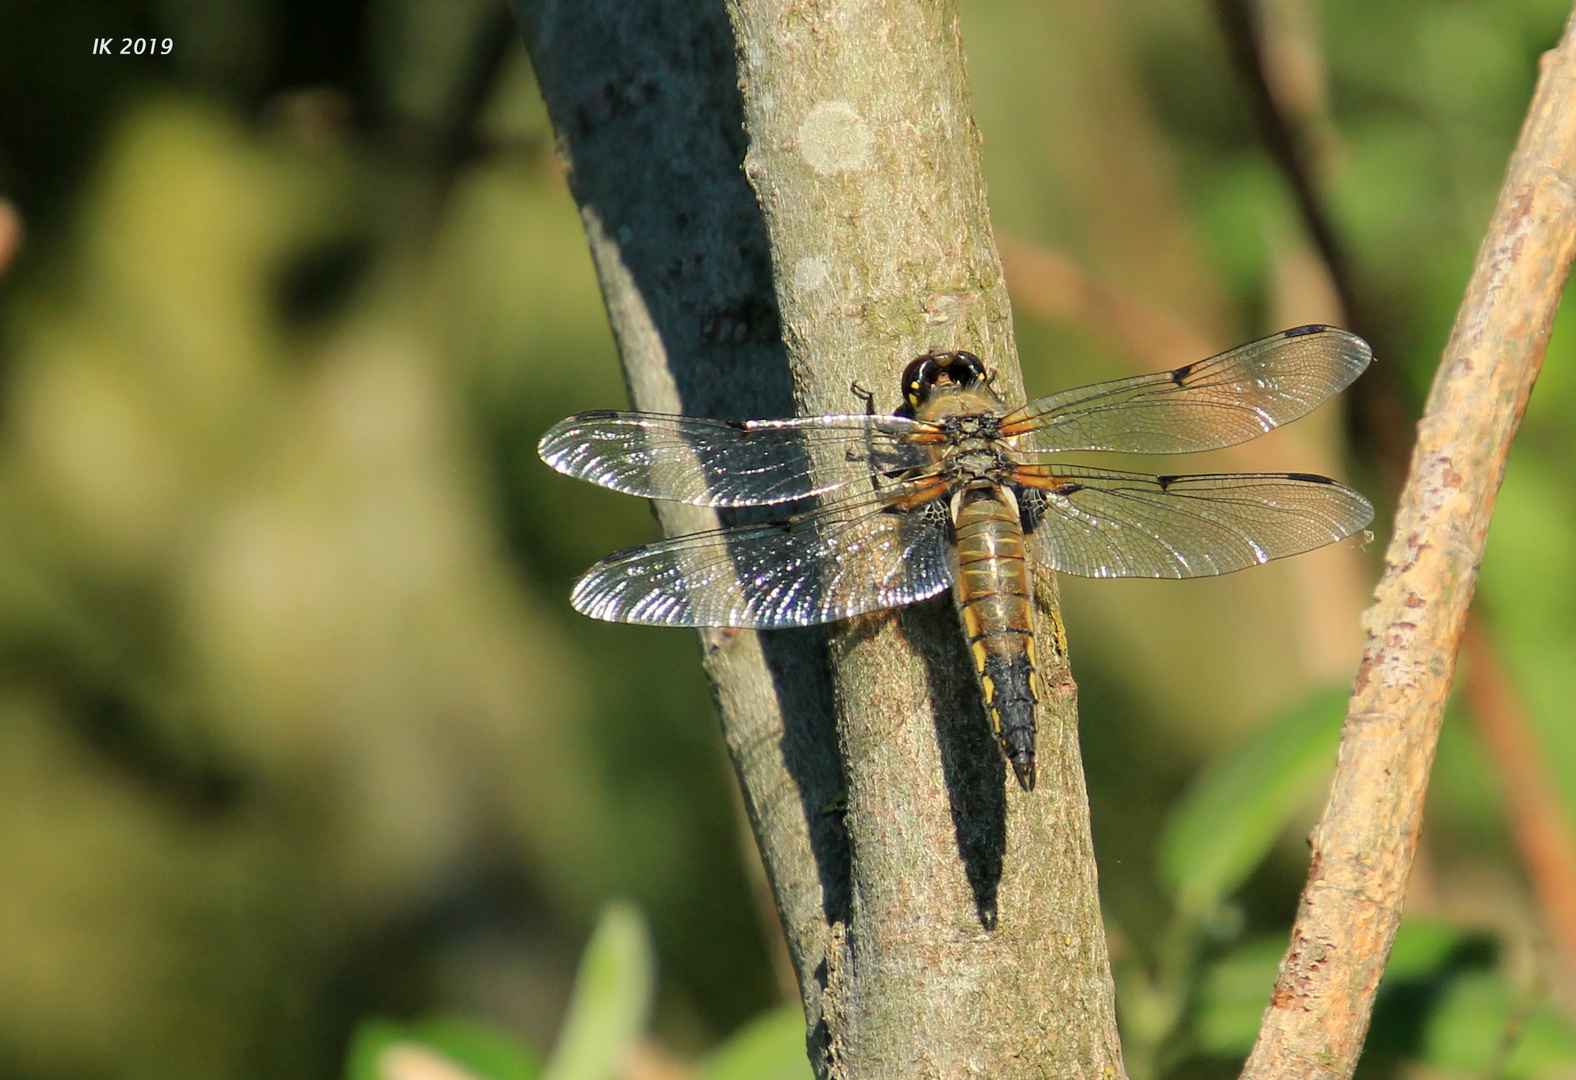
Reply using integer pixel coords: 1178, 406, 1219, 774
952, 486, 1039, 791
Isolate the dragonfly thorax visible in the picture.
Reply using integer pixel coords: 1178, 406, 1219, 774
936, 414, 1007, 457
942, 447, 1015, 485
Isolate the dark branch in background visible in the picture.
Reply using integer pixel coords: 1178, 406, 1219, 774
1212, 0, 1359, 330
1239, 11, 1576, 1078
1211, 0, 1415, 475
1220, 0, 1576, 1002
430, 3, 522, 208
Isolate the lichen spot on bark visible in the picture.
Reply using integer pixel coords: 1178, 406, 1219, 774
794, 255, 832, 294
799, 101, 873, 175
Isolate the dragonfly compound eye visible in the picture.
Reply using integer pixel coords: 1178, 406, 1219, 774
900, 350, 988, 410
951, 351, 987, 384
899, 354, 939, 410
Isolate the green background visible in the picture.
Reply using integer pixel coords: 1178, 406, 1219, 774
0, 1, 1573, 1077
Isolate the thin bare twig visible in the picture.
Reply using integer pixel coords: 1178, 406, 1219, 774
997, 236, 1219, 372
1240, 13, 1576, 1079
1225, 0, 1576, 998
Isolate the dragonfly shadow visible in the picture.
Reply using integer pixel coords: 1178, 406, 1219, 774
899, 597, 1007, 931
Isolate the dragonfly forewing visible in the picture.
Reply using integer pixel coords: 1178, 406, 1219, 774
538, 410, 937, 507
1000, 325, 1371, 455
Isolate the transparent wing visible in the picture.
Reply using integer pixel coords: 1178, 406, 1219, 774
1017, 466, 1373, 579
538, 410, 938, 507
1000, 325, 1371, 454
570, 480, 955, 628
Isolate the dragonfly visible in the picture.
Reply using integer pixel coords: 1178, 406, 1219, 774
538, 325, 1374, 791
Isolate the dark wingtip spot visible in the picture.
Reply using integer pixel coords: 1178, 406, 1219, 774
1282, 324, 1329, 338
578, 409, 622, 420
1286, 472, 1336, 484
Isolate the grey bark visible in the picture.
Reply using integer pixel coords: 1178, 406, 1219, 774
512, 1, 1125, 1076
511, 3, 847, 1068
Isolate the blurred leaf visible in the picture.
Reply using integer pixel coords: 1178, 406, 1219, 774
540, 901, 656, 1080
1382, 918, 1474, 982
345, 1015, 539, 1080
698, 1004, 815, 1080
1193, 937, 1283, 1056
1421, 972, 1576, 1078
1159, 687, 1347, 917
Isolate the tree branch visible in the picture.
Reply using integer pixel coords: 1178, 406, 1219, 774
515, 0, 1125, 1075
1240, 12, 1576, 1078
723, 3, 1121, 1076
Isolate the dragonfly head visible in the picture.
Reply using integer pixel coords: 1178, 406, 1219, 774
898, 351, 989, 415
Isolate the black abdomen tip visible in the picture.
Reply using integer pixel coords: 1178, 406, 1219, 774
983, 652, 1039, 792
1011, 754, 1036, 792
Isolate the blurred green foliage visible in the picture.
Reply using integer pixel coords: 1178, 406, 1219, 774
346, 905, 812, 1080
1, 0, 1575, 1078
1159, 686, 1347, 920
348, 1016, 540, 1080
538, 903, 654, 1080
1191, 919, 1576, 1079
